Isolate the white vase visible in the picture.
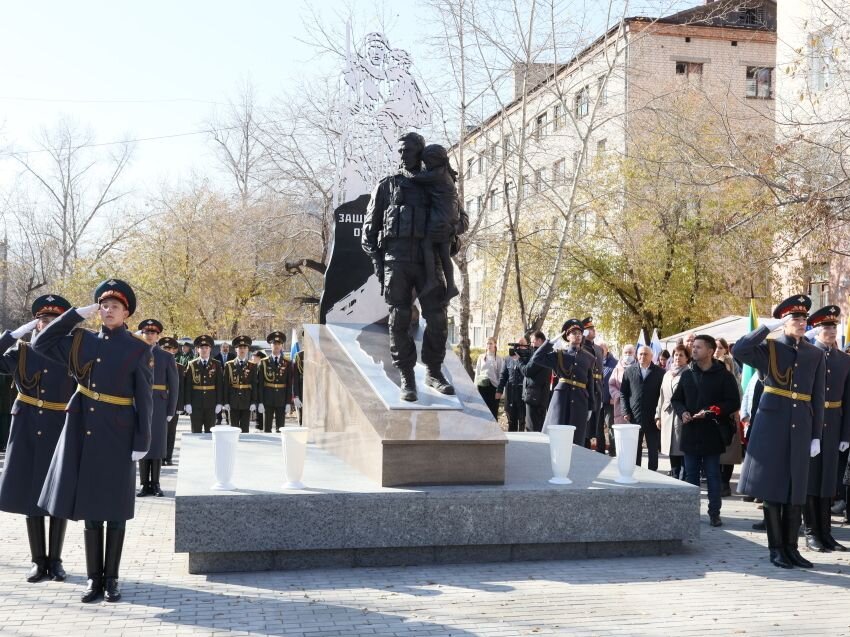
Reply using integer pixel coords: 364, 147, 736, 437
280, 427, 310, 489
612, 424, 641, 484
210, 425, 240, 490
547, 424, 576, 484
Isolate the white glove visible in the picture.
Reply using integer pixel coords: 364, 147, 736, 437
257, 404, 265, 414
215, 404, 222, 414
285, 404, 292, 415
294, 397, 302, 409
249, 404, 256, 412
587, 410, 592, 420
839, 441, 849, 453
223, 404, 230, 412
781, 314, 794, 327
11, 319, 39, 338
810, 439, 821, 458
131, 450, 146, 461
76, 303, 100, 319
184, 405, 192, 415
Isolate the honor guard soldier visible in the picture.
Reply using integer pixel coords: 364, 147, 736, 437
136, 320, 179, 497
158, 336, 182, 465
251, 350, 268, 430
183, 335, 223, 433
32, 278, 153, 603
258, 331, 292, 432
735, 295, 825, 569
175, 340, 194, 367
0, 294, 76, 583
528, 319, 597, 444
223, 336, 258, 433
582, 317, 605, 450
804, 306, 850, 552
292, 347, 304, 426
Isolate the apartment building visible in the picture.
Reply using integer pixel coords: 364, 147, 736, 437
774, 1, 850, 312
452, 1, 777, 346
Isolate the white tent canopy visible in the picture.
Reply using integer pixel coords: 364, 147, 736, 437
661, 315, 783, 352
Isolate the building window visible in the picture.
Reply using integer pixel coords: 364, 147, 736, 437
502, 135, 513, 157
597, 75, 608, 105
522, 174, 533, 198
534, 113, 548, 141
738, 8, 764, 26
552, 159, 565, 184
473, 326, 482, 347
675, 61, 703, 80
596, 138, 607, 159
809, 270, 829, 308
809, 34, 834, 93
746, 67, 773, 99
490, 143, 498, 162
574, 86, 590, 119
476, 194, 483, 214
535, 168, 546, 192
552, 105, 562, 131
466, 157, 474, 178
489, 188, 500, 210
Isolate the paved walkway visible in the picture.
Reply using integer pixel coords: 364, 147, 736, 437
1, 417, 849, 636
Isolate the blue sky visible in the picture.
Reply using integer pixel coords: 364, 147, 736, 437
0, 0, 697, 198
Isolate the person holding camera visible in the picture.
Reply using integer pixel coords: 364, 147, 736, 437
520, 331, 550, 432
496, 337, 528, 432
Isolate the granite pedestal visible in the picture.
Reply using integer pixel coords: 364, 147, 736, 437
174, 433, 699, 573
302, 323, 507, 486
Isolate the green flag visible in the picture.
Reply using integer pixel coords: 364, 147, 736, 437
740, 299, 757, 393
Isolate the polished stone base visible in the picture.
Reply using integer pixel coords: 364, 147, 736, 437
175, 433, 699, 573
302, 323, 507, 486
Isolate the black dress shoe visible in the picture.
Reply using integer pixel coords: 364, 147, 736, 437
710, 515, 723, 527
26, 558, 49, 583
752, 521, 766, 531
805, 534, 828, 552
743, 496, 756, 502
785, 547, 814, 568
151, 483, 164, 497
48, 559, 66, 582
769, 549, 793, 569
136, 486, 149, 497
822, 535, 848, 551
104, 577, 121, 602
81, 578, 104, 603
721, 486, 732, 497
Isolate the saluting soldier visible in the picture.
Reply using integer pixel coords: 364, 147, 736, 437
257, 331, 292, 432
158, 336, 182, 465
32, 278, 153, 603
582, 316, 605, 450
223, 336, 258, 433
182, 335, 223, 433
735, 295, 825, 569
803, 306, 850, 552
528, 319, 597, 444
0, 294, 76, 583
136, 320, 179, 497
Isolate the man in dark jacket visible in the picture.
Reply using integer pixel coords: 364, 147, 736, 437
520, 331, 551, 432
671, 334, 741, 527
496, 337, 527, 432
600, 343, 618, 456
620, 345, 665, 470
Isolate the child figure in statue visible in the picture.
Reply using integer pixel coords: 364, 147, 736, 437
410, 144, 460, 299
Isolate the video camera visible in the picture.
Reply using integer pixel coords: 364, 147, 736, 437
508, 342, 533, 360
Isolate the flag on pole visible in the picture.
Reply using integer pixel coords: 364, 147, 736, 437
290, 328, 301, 360
636, 328, 647, 353
740, 299, 758, 392
649, 328, 663, 362
844, 308, 850, 351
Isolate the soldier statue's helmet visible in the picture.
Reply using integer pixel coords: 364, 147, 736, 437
138, 319, 163, 333
561, 319, 584, 335
158, 336, 179, 349
232, 335, 252, 348
582, 316, 595, 330
772, 294, 812, 319
266, 331, 286, 345
194, 335, 215, 348
32, 294, 71, 318
94, 278, 137, 316
808, 305, 841, 328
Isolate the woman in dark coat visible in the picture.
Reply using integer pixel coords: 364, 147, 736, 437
527, 319, 596, 444
0, 294, 76, 583
32, 279, 153, 603
136, 319, 179, 497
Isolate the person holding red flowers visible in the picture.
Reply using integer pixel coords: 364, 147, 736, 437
671, 334, 741, 528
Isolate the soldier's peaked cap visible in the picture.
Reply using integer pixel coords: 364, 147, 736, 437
561, 319, 583, 335
582, 316, 595, 329
194, 334, 214, 348
95, 278, 136, 315
808, 305, 841, 328
138, 319, 163, 333
32, 294, 71, 318
266, 331, 286, 344
158, 336, 179, 349
772, 294, 812, 319
232, 335, 252, 348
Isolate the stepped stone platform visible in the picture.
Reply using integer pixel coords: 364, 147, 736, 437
174, 432, 699, 573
